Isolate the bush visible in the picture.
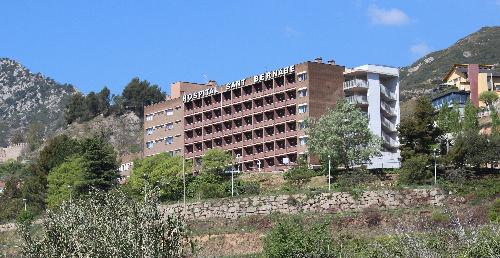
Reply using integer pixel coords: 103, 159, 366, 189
17, 190, 189, 257
336, 168, 376, 188
487, 198, 500, 223
16, 210, 34, 225
188, 172, 228, 199
398, 154, 432, 185
235, 180, 261, 196
263, 217, 333, 257
283, 158, 315, 189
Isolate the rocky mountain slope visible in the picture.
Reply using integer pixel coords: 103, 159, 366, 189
56, 111, 143, 157
0, 58, 76, 146
399, 26, 500, 100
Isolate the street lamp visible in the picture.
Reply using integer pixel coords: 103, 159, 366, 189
22, 198, 27, 211
182, 157, 186, 215
67, 185, 72, 203
433, 149, 438, 185
328, 155, 331, 191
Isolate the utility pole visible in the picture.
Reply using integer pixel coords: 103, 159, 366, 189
328, 155, 331, 191
182, 157, 186, 215
434, 149, 438, 185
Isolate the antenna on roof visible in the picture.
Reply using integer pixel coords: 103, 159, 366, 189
202, 74, 209, 83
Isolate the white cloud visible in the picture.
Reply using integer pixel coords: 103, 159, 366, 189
367, 5, 410, 26
410, 42, 432, 57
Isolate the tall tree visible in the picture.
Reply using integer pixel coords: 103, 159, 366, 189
122, 77, 166, 117
46, 157, 85, 207
64, 93, 86, 124
478, 91, 499, 109
78, 136, 119, 193
98, 87, 111, 116
308, 99, 380, 170
398, 97, 441, 160
201, 148, 233, 175
84, 92, 99, 121
462, 101, 479, 133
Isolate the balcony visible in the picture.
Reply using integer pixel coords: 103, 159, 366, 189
346, 95, 368, 106
381, 101, 397, 117
380, 84, 397, 101
382, 132, 399, 149
343, 79, 369, 91
381, 117, 397, 132
274, 100, 286, 108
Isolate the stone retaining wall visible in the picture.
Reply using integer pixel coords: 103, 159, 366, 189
161, 188, 445, 220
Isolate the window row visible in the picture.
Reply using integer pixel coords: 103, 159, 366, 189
185, 88, 300, 112
145, 136, 176, 149
146, 122, 175, 135
185, 137, 299, 154
185, 105, 304, 126
145, 107, 177, 121
186, 121, 298, 140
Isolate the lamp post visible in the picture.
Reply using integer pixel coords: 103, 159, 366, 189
433, 149, 438, 185
67, 185, 72, 203
328, 155, 331, 191
22, 198, 27, 211
182, 157, 186, 215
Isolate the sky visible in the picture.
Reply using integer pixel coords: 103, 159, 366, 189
1, 0, 499, 95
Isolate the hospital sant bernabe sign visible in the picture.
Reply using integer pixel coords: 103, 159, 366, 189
182, 65, 295, 103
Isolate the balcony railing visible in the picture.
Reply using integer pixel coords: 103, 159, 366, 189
346, 95, 368, 105
381, 116, 397, 132
343, 79, 369, 90
381, 101, 397, 117
382, 132, 399, 148
380, 84, 397, 100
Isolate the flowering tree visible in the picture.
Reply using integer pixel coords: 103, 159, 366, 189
18, 189, 190, 257
307, 99, 381, 170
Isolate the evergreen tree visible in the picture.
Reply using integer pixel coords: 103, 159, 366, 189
65, 93, 86, 124
78, 136, 119, 193
462, 100, 479, 133
84, 92, 99, 121
398, 97, 441, 160
97, 86, 111, 116
122, 77, 166, 117
27, 122, 44, 151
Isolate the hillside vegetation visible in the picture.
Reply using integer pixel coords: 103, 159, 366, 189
399, 26, 500, 100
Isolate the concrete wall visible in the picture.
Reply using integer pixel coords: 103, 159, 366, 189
161, 188, 444, 220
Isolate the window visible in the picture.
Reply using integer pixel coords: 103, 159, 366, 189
298, 121, 307, 129
298, 72, 308, 82
299, 136, 308, 146
166, 136, 174, 145
166, 123, 174, 130
146, 127, 154, 135
165, 108, 174, 116
146, 141, 154, 149
496, 85, 500, 91
298, 104, 308, 114
298, 88, 308, 97
146, 114, 153, 121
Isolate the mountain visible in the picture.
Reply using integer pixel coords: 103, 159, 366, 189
0, 58, 76, 146
399, 26, 500, 100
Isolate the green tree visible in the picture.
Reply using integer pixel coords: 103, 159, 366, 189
479, 91, 499, 109
97, 86, 111, 116
27, 122, 44, 151
398, 97, 441, 160
77, 136, 119, 193
447, 131, 490, 169
398, 154, 432, 185
122, 77, 166, 117
201, 148, 233, 175
46, 157, 85, 207
64, 93, 86, 124
308, 99, 380, 170
84, 92, 100, 121
37, 135, 81, 176
129, 153, 191, 201
283, 158, 315, 189
462, 101, 479, 133
436, 105, 461, 135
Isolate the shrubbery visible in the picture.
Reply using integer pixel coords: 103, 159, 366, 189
398, 154, 432, 185
18, 190, 189, 257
